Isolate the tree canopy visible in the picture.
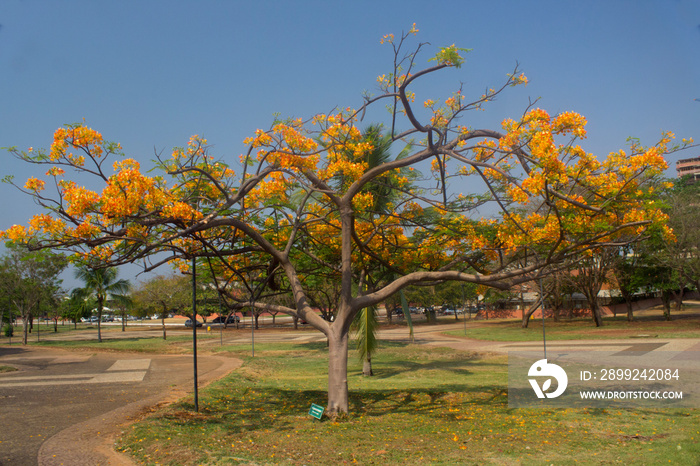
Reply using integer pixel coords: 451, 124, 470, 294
0, 242, 67, 344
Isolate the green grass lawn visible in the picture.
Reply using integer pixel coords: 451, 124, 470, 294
1, 325, 219, 352
444, 312, 700, 341
27, 332, 222, 353
30, 335, 199, 352
116, 341, 700, 465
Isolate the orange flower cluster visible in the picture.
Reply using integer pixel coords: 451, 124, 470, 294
273, 122, 318, 153
161, 201, 202, 222
1, 225, 28, 241
50, 125, 104, 161
24, 177, 45, 192
28, 214, 65, 236
321, 157, 368, 182
247, 172, 289, 207
101, 159, 166, 222
72, 220, 100, 239
46, 166, 65, 177
60, 181, 100, 217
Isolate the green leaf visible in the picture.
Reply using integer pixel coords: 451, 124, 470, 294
354, 306, 378, 362
429, 45, 472, 69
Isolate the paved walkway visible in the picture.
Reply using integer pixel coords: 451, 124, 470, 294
0, 346, 242, 465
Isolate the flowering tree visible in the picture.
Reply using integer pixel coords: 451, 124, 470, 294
2, 27, 691, 414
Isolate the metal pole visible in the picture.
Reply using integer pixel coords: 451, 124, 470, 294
462, 285, 467, 336
250, 298, 255, 357
192, 257, 199, 412
539, 277, 547, 359
218, 298, 223, 346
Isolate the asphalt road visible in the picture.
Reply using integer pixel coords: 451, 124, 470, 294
0, 346, 240, 465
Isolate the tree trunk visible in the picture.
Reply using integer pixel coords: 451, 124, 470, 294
326, 328, 350, 416
626, 299, 634, 322
591, 302, 603, 327
619, 288, 634, 322
671, 289, 684, 312
661, 291, 672, 321
22, 314, 29, 345
521, 298, 541, 328
161, 305, 167, 340
363, 354, 373, 376
551, 304, 560, 322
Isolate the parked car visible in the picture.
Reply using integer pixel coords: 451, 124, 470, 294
185, 319, 203, 328
211, 315, 240, 324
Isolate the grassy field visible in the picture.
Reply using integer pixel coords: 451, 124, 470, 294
440, 308, 700, 341
0, 323, 218, 351
115, 341, 699, 465
30, 334, 203, 352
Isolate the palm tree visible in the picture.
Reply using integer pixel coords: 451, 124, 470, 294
350, 125, 416, 376
73, 266, 131, 342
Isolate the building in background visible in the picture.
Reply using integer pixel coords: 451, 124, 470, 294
676, 156, 700, 181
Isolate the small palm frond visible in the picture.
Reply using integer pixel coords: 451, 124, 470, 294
353, 306, 378, 362
400, 289, 414, 341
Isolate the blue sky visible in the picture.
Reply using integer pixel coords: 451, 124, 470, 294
1, 0, 698, 288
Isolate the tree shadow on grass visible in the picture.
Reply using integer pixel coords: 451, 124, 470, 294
363, 356, 504, 380
347, 384, 508, 417
162, 381, 509, 436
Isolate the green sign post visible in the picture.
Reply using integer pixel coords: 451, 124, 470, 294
308, 403, 325, 420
